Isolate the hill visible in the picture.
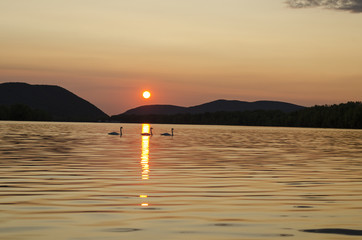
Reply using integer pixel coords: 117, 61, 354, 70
123, 104, 189, 115
0, 82, 108, 121
189, 99, 304, 113
120, 99, 304, 116
112, 102, 362, 129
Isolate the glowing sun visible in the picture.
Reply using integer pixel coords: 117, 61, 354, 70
142, 91, 151, 99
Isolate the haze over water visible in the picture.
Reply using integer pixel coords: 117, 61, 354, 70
0, 121, 361, 240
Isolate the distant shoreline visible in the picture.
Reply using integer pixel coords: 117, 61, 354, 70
111, 102, 362, 130
1, 98, 361, 129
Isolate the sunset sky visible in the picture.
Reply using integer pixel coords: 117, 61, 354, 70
1, 0, 361, 115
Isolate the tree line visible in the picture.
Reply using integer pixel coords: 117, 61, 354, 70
0, 104, 52, 121
112, 102, 362, 129
2, 102, 361, 129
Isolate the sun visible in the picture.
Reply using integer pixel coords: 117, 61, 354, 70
142, 91, 151, 99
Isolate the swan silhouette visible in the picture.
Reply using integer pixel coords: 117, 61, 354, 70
141, 127, 153, 136
108, 127, 123, 136
161, 128, 174, 136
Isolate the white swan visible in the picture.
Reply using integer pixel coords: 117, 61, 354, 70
161, 128, 174, 136
108, 127, 123, 136
141, 127, 153, 136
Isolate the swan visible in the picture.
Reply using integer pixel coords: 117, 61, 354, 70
141, 127, 153, 136
161, 128, 174, 136
108, 127, 123, 136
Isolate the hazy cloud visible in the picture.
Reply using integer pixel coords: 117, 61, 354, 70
286, 0, 362, 13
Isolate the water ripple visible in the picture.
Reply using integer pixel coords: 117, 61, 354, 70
0, 122, 361, 240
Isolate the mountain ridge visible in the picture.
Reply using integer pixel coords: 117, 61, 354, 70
118, 99, 304, 116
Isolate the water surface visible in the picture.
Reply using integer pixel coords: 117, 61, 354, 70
1, 121, 361, 239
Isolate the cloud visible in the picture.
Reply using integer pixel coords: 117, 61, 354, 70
286, 0, 362, 13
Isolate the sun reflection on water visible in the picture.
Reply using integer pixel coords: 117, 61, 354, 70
1, 122, 362, 239
140, 124, 150, 207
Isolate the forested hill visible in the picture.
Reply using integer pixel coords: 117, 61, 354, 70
0, 82, 108, 121
121, 99, 304, 115
112, 102, 362, 129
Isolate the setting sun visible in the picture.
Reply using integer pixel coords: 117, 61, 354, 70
142, 91, 151, 99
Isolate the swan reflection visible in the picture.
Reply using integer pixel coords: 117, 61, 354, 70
140, 124, 150, 207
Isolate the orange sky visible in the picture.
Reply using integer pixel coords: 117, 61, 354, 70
1, 0, 361, 115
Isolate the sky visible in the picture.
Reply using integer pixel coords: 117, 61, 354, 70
1, 0, 361, 115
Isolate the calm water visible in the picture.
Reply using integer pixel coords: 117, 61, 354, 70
0, 121, 362, 240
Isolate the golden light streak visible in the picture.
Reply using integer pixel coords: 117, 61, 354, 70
142, 124, 150, 134
140, 124, 150, 207
141, 134, 150, 180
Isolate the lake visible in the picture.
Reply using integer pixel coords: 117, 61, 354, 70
0, 121, 361, 240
